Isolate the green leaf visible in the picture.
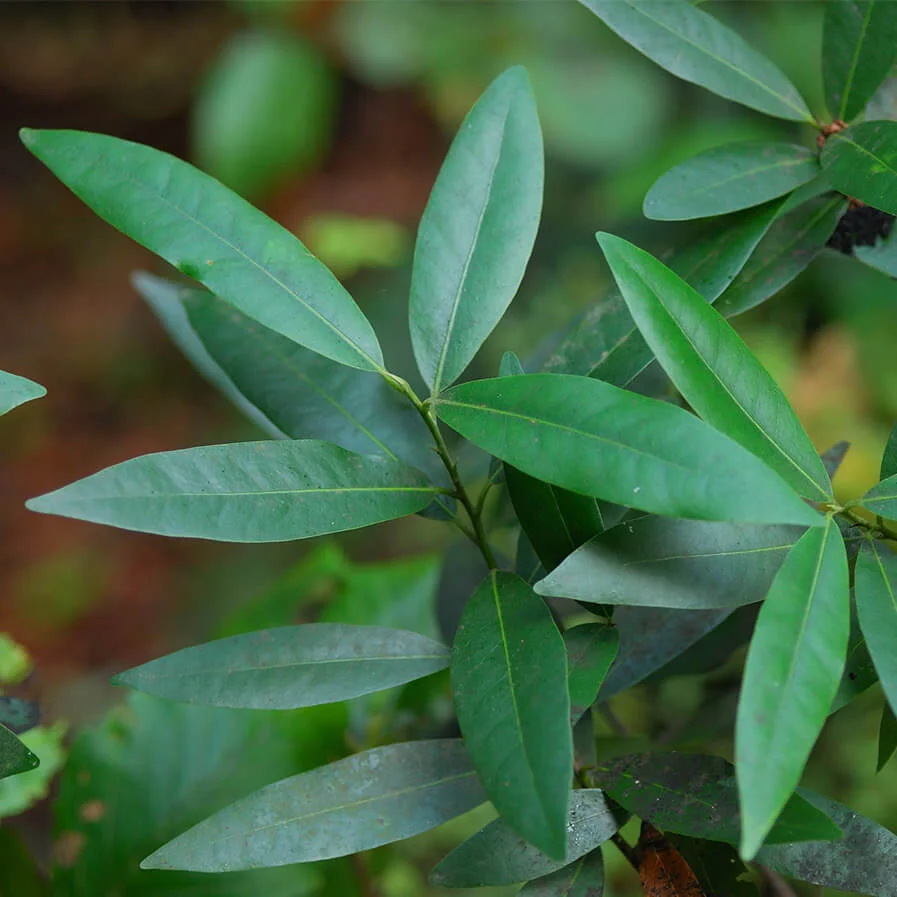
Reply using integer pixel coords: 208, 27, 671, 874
519, 849, 604, 897
854, 540, 897, 717
114, 624, 449, 709
714, 194, 847, 318
855, 224, 897, 276
597, 233, 831, 501
0, 721, 66, 821
599, 607, 734, 699
880, 702, 897, 771
409, 66, 543, 393
26, 440, 438, 542
19, 128, 383, 372
735, 520, 850, 859
142, 739, 485, 871
860, 471, 897, 519
823, 1, 897, 122
757, 789, 897, 896
0, 725, 38, 781
565, 624, 619, 724
589, 753, 841, 847
544, 199, 783, 382
882, 421, 897, 480
0, 829, 48, 897
505, 466, 606, 572
0, 370, 45, 416
822, 440, 850, 480
435, 374, 823, 528
644, 142, 818, 221
537, 518, 804, 610
429, 790, 624, 887
821, 121, 897, 216
831, 598, 878, 713
451, 572, 571, 860
578, 0, 813, 122
666, 835, 759, 897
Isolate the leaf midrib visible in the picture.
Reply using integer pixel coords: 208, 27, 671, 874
838, 0, 875, 121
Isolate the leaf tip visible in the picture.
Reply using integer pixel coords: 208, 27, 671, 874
18, 127, 38, 149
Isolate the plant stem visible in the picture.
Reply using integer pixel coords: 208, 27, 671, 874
839, 505, 897, 542
610, 832, 640, 872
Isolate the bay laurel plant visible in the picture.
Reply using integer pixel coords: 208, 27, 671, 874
18, 0, 897, 892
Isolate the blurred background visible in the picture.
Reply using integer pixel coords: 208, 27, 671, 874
2, 2, 897, 895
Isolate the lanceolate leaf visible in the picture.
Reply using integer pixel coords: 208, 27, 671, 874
757, 789, 897, 897
430, 790, 624, 887
578, 0, 813, 122
821, 122, 897, 216
860, 471, 897, 519
451, 572, 572, 860
26, 440, 438, 542
589, 753, 841, 847
410, 67, 543, 393
436, 375, 822, 528
19, 129, 383, 372
854, 540, 897, 717
142, 740, 486, 871
880, 702, 897, 771
566, 624, 619, 724
0, 370, 46, 417
597, 233, 831, 501
519, 849, 604, 897
735, 520, 850, 860
113, 624, 449, 709
714, 194, 847, 319
0, 725, 38, 781
537, 518, 804, 610
643, 143, 818, 221
823, 1, 897, 123
881, 420, 897, 480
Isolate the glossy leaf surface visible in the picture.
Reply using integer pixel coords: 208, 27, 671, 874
579, 0, 812, 121
824, 0, 897, 122
114, 624, 449, 709
20, 129, 383, 372
410, 67, 543, 393
537, 518, 803, 609
589, 752, 841, 846
143, 740, 485, 871
27, 440, 437, 542
736, 520, 850, 859
821, 122, 897, 216
451, 572, 571, 860
519, 849, 604, 897
757, 789, 897, 897
598, 233, 831, 501
860, 471, 897, 519
0, 370, 45, 417
0, 725, 38, 781
436, 374, 822, 527
643, 142, 817, 221
566, 624, 619, 724
430, 790, 624, 887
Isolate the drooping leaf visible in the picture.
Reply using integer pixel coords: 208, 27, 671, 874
26, 440, 438, 542
436, 375, 822, 528
578, 0, 813, 122
597, 233, 831, 501
882, 421, 897, 480
0, 697, 40, 735
519, 848, 605, 897
409, 67, 543, 393
599, 607, 735, 700
588, 753, 841, 847
821, 440, 850, 480
831, 597, 878, 713
566, 624, 619, 724
757, 789, 897, 897
860, 471, 897, 519
714, 194, 847, 318
821, 121, 897, 216
879, 702, 897, 771
666, 834, 759, 897
644, 142, 818, 221
0, 725, 38, 781
537, 518, 803, 610
854, 540, 897, 717
638, 823, 705, 897
19, 128, 383, 372
823, 1, 897, 123
544, 200, 783, 383
429, 790, 625, 887
735, 520, 850, 859
451, 572, 571, 860
114, 624, 448, 709
0, 370, 46, 417
143, 739, 485, 871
